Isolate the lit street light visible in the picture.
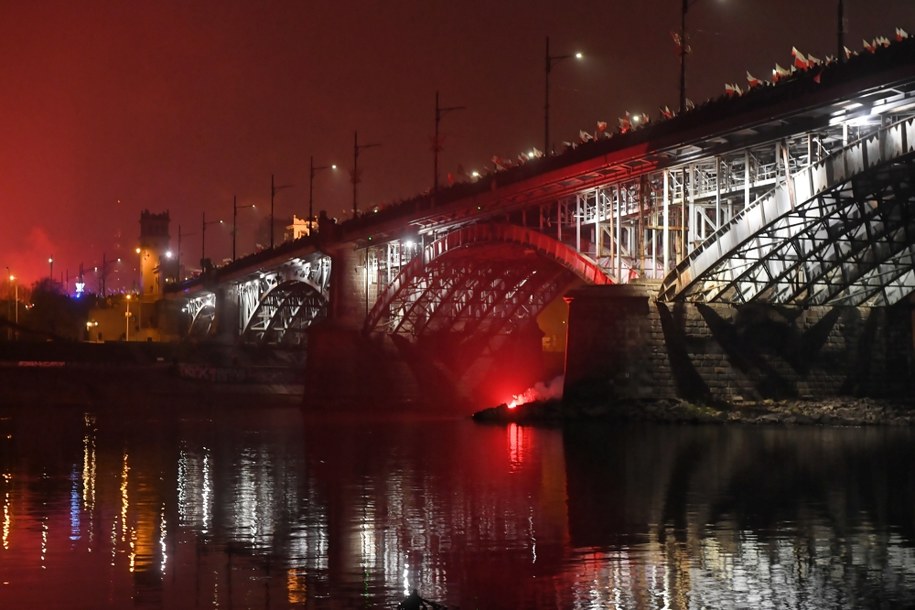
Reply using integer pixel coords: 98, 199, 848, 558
49, 256, 54, 281
309, 156, 336, 231
544, 36, 582, 156
352, 130, 380, 218
232, 195, 256, 261
125, 294, 132, 341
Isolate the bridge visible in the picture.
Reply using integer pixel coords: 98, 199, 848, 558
170, 38, 915, 408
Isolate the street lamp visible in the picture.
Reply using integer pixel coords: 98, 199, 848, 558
175, 225, 195, 283
678, 0, 694, 114
125, 294, 132, 341
10, 275, 18, 337
544, 36, 582, 156
49, 256, 54, 281
232, 195, 256, 261
309, 156, 336, 231
201, 211, 223, 267
270, 174, 294, 250
352, 130, 380, 218
433, 90, 466, 194
4, 267, 10, 341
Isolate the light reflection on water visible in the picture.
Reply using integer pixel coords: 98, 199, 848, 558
0, 404, 913, 608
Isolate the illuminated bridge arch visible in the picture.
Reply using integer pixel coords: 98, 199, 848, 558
186, 294, 216, 338
365, 222, 611, 338
242, 279, 328, 346
660, 117, 915, 307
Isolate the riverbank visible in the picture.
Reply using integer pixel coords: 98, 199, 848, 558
473, 396, 915, 426
0, 341, 306, 407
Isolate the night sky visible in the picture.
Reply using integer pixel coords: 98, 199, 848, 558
3, 0, 914, 288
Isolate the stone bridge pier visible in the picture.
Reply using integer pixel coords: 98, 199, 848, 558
563, 283, 915, 409
303, 244, 434, 410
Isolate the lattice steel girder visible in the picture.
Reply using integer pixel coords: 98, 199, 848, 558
186, 293, 216, 336
242, 280, 327, 345
418, 262, 507, 336
660, 116, 915, 304
676, 158, 915, 307
392, 245, 562, 339
390, 262, 465, 336
366, 223, 611, 335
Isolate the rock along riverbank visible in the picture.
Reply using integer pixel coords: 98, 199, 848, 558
472, 396, 915, 426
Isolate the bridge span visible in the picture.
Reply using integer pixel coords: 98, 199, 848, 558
170, 39, 915, 408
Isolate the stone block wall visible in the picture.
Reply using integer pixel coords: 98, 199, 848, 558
563, 283, 914, 406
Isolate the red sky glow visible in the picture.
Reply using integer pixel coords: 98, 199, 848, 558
2, 0, 914, 289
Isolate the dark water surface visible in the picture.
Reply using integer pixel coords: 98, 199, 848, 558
1, 402, 914, 609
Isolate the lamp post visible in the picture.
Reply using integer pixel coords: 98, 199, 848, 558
352, 130, 380, 218
4, 267, 10, 341
10, 274, 17, 340
309, 156, 336, 231
544, 36, 582, 156
201, 212, 223, 267
49, 256, 54, 281
125, 294, 132, 342
270, 174, 294, 250
837, 0, 846, 62
433, 91, 466, 194
176, 225, 195, 283
232, 195, 256, 261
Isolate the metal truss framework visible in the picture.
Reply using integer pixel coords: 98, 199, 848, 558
660, 116, 915, 306
370, 247, 578, 379
241, 279, 327, 346
186, 294, 216, 337
366, 223, 610, 337
236, 255, 331, 339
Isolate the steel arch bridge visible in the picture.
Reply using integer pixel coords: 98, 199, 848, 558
659, 116, 915, 307
241, 279, 328, 346
183, 252, 331, 345
173, 39, 915, 357
363, 223, 610, 382
365, 223, 610, 335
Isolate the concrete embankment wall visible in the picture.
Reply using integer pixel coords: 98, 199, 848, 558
563, 283, 915, 406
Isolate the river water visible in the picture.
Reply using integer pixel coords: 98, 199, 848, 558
1, 401, 913, 609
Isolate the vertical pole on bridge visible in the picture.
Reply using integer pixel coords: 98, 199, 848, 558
663, 170, 670, 276
270, 174, 275, 249
679, 0, 688, 114
837, 0, 846, 63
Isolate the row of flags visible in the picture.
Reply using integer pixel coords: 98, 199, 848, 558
457, 28, 913, 182
741, 28, 910, 94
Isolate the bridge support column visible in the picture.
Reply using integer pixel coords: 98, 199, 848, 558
214, 286, 238, 343
563, 283, 674, 407
326, 245, 368, 330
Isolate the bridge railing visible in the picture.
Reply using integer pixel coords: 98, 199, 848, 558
658, 116, 915, 302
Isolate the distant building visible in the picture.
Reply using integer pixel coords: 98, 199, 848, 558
138, 210, 172, 302
285, 214, 315, 241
